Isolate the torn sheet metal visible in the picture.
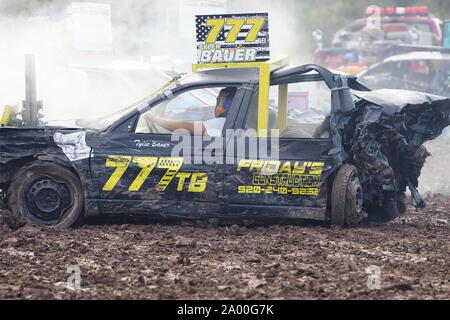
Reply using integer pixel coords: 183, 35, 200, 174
339, 89, 450, 208
53, 131, 91, 161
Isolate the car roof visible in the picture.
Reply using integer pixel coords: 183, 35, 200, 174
384, 51, 450, 62
178, 64, 354, 87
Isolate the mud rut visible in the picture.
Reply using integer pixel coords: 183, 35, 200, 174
0, 194, 448, 300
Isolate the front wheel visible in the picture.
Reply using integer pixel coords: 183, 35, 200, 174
331, 164, 364, 227
8, 161, 84, 228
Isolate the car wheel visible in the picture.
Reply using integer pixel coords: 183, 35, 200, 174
8, 161, 84, 228
331, 164, 364, 227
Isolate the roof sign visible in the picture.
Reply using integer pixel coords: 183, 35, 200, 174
195, 13, 270, 64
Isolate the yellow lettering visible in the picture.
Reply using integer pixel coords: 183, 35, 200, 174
129, 157, 158, 191
103, 156, 132, 191
206, 19, 225, 43
292, 161, 306, 174
278, 162, 292, 174
175, 172, 191, 191
237, 159, 252, 171
157, 157, 184, 191
309, 162, 325, 175
225, 18, 245, 43
188, 173, 208, 192
245, 18, 265, 42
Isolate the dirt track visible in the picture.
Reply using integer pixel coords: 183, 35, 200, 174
0, 195, 448, 300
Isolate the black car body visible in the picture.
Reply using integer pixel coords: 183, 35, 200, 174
1, 64, 449, 228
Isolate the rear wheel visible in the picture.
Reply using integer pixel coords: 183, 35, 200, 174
331, 164, 364, 227
8, 161, 84, 228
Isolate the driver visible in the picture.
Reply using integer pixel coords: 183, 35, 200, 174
144, 87, 237, 137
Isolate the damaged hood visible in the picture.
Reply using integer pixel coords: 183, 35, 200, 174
339, 87, 450, 206
352, 89, 450, 115
351, 88, 450, 146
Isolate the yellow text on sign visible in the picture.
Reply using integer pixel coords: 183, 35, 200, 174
205, 18, 265, 44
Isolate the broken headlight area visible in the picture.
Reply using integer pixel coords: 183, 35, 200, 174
340, 89, 450, 220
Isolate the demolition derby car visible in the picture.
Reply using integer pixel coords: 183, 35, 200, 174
358, 51, 450, 96
313, 5, 444, 74
1, 62, 450, 228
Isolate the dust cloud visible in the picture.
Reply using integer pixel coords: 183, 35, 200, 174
0, 0, 306, 126
0, 1, 183, 125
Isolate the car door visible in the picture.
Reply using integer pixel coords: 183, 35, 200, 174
89, 85, 245, 216
223, 81, 334, 220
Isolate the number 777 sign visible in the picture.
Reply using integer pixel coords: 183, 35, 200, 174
195, 13, 270, 64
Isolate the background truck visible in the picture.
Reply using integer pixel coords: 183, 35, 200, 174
313, 5, 443, 74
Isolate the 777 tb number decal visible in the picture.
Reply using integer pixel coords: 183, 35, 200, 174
206, 18, 265, 43
102, 156, 208, 193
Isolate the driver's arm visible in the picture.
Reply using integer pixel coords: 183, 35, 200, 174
144, 112, 206, 135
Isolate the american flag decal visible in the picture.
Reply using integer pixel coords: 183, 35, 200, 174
195, 13, 270, 64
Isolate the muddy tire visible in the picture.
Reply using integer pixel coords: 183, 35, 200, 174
8, 161, 84, 228
331, 164, 364, 227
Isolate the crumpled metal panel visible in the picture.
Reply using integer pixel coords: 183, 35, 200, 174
341, 89, 450, 206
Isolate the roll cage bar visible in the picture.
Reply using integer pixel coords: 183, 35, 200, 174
107, 60, 369, 135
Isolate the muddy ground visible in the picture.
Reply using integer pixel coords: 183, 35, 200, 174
0, 194, 448, 300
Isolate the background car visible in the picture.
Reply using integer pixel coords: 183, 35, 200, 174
358, 51, 450, 96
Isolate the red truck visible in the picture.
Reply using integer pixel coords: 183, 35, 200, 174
314, 6, 443, 75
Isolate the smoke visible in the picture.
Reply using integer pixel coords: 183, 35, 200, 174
227, 0, 309, 64
0, 0, 309, 126
419, 137, 450, 195
0, 0, 181, 125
